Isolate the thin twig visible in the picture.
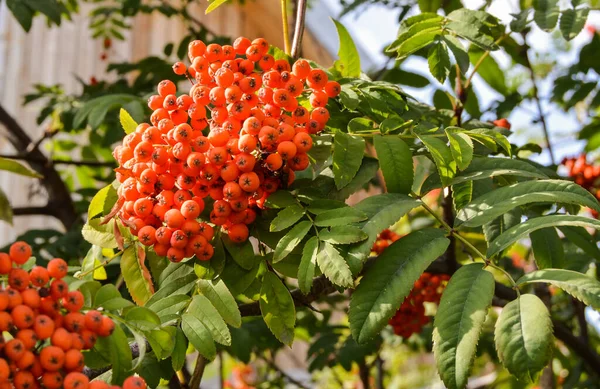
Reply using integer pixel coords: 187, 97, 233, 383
375, 357, 384, 389
0, 104, 78, 228
13, 206, 56, 217
189, 353, 207, 389
281, 0, 292, 55
463, 35, 507, 90
290, 0, 308, 59
529, 68, 555, 164
523, 36, 555, 165
358, 359, 370, 389
218, 352, 224, 389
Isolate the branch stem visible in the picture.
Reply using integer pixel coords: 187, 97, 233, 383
189, 354, 207, 389
290, 0, 308, 59
463, 35, 507, 91
281, 0, 292, 55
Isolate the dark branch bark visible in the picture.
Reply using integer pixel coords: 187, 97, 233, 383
290, 0, 308, 59
0, 104, 78, 229
189, 353, 207, 389
13, 206, 57, 216
358, 359, 370, 389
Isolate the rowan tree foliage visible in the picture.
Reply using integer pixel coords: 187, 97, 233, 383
1, 0, 600, 388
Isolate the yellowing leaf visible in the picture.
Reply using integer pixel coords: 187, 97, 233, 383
93, 259, 108, 280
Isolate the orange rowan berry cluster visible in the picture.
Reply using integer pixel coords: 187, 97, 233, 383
371, 229, 402, 254
563, 154, 600, 218
0, 241, 147, 389
112, 37, 339, 263
388, 273, 450, 338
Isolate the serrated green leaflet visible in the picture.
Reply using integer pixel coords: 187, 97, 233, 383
488, 215, 600, 258
494, 294, 553, 382
433, 264, 495, 389
443, 35, 470, 74
559, 8, 589, 41
349, 229, 449, 343
270, 205, 305, 232
317, 241, 353, 288
446, 128, 473, 171
333, 132, 365, 189
533, 0, 560, 31
456, 180, 600, 227
516, 269, 600, 309
273, 221, 312, 262
373, 135, 413, 194
332, 19, 361, 77
187, 295, 231, 345
298, 236, 319, 294
386, 14, 444, 53
147, 294, 190, 321
428, 41, 451, 83
314, 207, 367, 227
260, 272, 296, 346
181, 313, 216, 360
347, 194, 421, 272
320, 226, 368, 245
419, 134, 457, 187
197, 279, 241, 327
88, 184, 118, 221
396, 27, 443, 60
445, 9, 498, 50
